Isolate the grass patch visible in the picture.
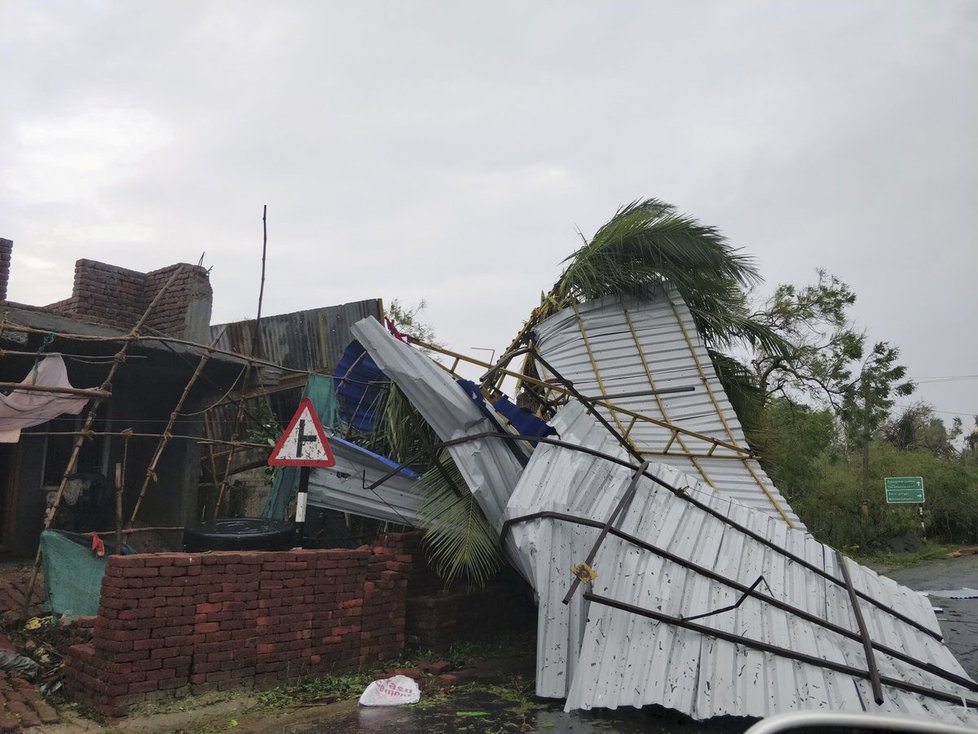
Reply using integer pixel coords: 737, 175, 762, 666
850, 542, 960, 570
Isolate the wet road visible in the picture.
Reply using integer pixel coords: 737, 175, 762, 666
883, 554, 978, 680
282, 555, 978, 734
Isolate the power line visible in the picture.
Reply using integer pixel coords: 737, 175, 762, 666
913, 375, 978, 384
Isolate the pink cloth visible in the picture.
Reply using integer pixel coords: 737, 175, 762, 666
0, 355, 92, 433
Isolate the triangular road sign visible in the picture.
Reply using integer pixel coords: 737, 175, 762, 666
268, 398, 336, 467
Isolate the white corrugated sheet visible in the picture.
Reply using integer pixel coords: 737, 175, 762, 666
505, 402, 978, 724
532, 288, 803, 528
349, 317, 526, 533
308, 434, 421, 526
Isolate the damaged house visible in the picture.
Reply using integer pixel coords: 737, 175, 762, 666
0, 239, 249, 557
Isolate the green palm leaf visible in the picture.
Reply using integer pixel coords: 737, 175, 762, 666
418, 454, 502, 587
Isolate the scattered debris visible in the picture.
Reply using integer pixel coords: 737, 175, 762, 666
359, 675, 421, 706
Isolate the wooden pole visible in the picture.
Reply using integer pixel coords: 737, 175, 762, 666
213, 205, 269, 517
0, 382, 111, 398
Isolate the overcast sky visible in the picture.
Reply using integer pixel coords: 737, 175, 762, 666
2, 1, 976, 432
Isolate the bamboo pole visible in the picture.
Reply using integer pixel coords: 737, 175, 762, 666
116, 429, 131, 557
127, 352, 210, 528
0, 382, 111, 398
213, 205, 269, 517
22, 266, 187, 614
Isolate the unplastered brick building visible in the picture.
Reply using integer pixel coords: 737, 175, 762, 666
0, 239, 244, 557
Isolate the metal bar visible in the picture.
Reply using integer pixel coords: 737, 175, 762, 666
501, 508, 972, 690
682, 574, 769, 623
530, 349, 644, 463
562, 460, 649, 605
836, 549, 885, 704
584, 591, 978, 710
581, 386, 696, 401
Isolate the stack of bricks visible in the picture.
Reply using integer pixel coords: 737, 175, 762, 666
44, 260, 211, 339
64, 543, 410, 718
0, 672, 59, 733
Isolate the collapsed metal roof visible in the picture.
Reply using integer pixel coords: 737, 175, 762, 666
506, 402, 978, 724
349, 317, 527, 534
531, 287, 801, 528
308, 433, 421, 526
345, 292, 978, 724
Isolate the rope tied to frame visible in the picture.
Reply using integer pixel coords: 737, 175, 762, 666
571, 562, 598, 585
30, 333, 55, 383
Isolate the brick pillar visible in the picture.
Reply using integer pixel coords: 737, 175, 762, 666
0, 238, 11, 301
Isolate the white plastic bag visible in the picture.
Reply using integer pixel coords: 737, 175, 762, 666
358, 675, 421, 706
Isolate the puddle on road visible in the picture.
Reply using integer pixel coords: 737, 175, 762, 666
285, 687, 750, 734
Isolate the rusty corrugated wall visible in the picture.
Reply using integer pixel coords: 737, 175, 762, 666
209, 298, 383, 373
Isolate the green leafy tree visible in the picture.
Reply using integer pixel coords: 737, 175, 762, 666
748, 270, 915, 447
385, 298, 443, 348
881, 403, 963, 459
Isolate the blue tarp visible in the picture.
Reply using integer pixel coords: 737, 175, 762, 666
492, 395, 559, 446
334, 340, 388, 432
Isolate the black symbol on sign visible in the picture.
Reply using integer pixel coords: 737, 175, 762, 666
295, 419, 319, 458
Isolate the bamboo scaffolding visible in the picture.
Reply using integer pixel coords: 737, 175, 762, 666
0, 321, 313, 378
19, 429, 268, 449
22, 266, 187, 614
126, 352, 211, 529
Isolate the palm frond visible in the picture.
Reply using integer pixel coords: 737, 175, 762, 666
547, 198, 780, 354
418, 454, 502, 588
364, 384, 439, 467
557, 198, 760, 300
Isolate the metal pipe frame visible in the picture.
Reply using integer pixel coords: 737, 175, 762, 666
501, 509, 973, 692
584, 591, 978, 710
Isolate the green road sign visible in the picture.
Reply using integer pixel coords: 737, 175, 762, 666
884, 476, 925, 504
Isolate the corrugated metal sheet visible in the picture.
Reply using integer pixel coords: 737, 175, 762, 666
505, 402, 978, 724
210, 299, 383, 373
532, 288, 802, 528
308, 434, 420, 526
205, 300, 383, 451
349, 317, 527, 537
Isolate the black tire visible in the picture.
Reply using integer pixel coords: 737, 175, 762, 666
183, 518, 296, 552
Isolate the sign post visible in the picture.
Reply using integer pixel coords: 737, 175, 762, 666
884, 476, 926, 536
268, 399, 336, 545
883, 476, 925, 504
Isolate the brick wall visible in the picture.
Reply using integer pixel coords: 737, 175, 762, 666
64, 543, 409, 717
406, 582, 533, 649
45, 260, 212, 339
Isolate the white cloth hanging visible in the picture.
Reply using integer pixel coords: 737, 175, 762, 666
0, 354, 92, 435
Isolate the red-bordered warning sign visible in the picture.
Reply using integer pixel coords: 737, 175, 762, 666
268, 399, 336, 467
